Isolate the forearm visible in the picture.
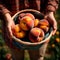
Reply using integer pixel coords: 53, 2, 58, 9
0, 4, 12, 22
4, 13, 13, 23
44, 0, 58, 28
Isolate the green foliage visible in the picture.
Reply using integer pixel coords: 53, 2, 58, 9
0, 20, 11, 60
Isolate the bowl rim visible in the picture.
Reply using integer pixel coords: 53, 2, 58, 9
12, 9, 53, 46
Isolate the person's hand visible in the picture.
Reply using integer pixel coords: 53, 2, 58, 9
7, 19, 15, 36
5, 13, 15, 37
45, 12, 57, 35
0, 4, 15, 37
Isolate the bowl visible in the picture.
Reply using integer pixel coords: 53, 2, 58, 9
12, 9, 53, 50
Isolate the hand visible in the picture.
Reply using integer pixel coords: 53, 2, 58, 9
7, 20, 15, 36
5, 13, 15, 37
45, 12, 57, 35
0, 5, 15, 36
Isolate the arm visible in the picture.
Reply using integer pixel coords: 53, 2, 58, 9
46, 12, 57, 35
0, 4, 15, 36
40, 0, 59, 13
44, 0, 59, 35
0, 4, 10, 20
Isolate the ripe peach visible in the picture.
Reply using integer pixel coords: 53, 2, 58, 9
12, 24, 20, 33
25, 13, 35, 20
12, 24, 26, 38
29, 28, 44, 42
14, 31, 26, 38
39, 26, 49, 32
38, 19, 49, 32
19, 13, 26, 20
39, 19, 49, 26
34, 19, 40, 27
19, 16, 34, 31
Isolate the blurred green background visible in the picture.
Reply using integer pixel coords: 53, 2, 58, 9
0, 2, 60, 60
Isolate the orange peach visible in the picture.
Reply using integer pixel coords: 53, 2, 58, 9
39, 26, 49, 32
14, 31, 26, 38
38, 19, 49, 32
25, 13, 35, 20
39, 19, 49, 26
19, 16, 34, 31
12, 24, 20, 33
12, 24, 26, 38
29, 28, 44, 42
34, 19, 40, 27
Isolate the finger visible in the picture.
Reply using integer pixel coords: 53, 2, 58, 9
52, 30, 56, 35
53, 23, 57, 35
52, 29, 57, 35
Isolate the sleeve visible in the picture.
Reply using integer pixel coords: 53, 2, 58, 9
0, 0, 10, 20
46, 0, 59, 12
0, 0, 10, 15
40, 0, 59, 13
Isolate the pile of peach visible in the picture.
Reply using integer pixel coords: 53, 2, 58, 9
12, 13, 50, 43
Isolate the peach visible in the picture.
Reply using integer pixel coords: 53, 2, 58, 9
12, 24, 20, 33
34, 19, 40, 27
12, 24, 26, 38
29, 28, 44, 42
14, 31, 26, 38
25, 13, 35, 20
19, 16, 34, 31
39, 26, 49, 32
38, 19, 49, 32
39, 19, 49, 26
18, 13, 26, 20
